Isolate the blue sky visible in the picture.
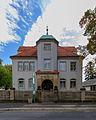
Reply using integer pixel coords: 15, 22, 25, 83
0, 0, 96, 66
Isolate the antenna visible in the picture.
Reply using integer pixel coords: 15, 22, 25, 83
46, 26, 48, 35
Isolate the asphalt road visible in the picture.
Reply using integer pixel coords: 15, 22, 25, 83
0, 111, 96, 120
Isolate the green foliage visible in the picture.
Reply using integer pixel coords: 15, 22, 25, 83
85, 60, 96, 80
0, 59, 2, 65
79, 7, 96, 55
80, 87, 86, 91
0, 64, 12, 89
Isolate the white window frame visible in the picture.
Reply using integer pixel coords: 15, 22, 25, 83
18, 62, 23, 71
44, 59, 51, 69
60, 61, 66, 71
44, 44, 51, 50
30, 62, 35, 71
60, 79, 66, 88
70, 62, 76, 71
70, 79, 76, 88
29, 78, 33, 88
24, 61, 29, 71
18, 79, 24, 88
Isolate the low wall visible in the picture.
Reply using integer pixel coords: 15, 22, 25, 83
0, 90, 96, 102
0, 90, 14, 100
58, 91, 81, 101
85, 91, 96, 100
15, 91, 33, 100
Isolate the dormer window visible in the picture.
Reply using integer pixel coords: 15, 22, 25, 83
44, 44, 51, 50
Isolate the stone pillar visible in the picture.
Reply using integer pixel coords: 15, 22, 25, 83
10, 90, 15, 100
81, 91, 85, 101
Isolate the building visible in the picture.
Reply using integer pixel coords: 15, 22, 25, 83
83, 78, 96, 91
10, 27, 82, 92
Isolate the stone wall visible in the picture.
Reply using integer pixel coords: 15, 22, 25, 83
85, 91, 96, 100
15, 91, 33, 100
0, 90, 14, 100
0, 90, 96, 102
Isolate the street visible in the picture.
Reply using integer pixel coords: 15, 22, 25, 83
0, 111, 96, 120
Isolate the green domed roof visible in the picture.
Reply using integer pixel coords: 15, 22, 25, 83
39, 34, 55, 40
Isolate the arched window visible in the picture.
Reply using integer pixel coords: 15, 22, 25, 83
60, 79, 66, 88
29, 78, 33, 88
18, 78, 24, 88
70, 79, 76, 88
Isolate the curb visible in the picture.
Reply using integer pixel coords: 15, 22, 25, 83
1, 107, 96, 111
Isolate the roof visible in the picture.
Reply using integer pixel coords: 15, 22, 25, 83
36, 70, 59, 74
10, 46, 79, 58
39, 35, 56, 40
82, 78, 96, 87
10, 46, 37, 58
58, 46, 79, 57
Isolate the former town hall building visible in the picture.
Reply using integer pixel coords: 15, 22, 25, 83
10, 27, 82, 92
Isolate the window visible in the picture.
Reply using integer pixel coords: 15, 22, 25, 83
29, 78, 33, 88
70, 79, 76, 88
60, 79, 66, 88
24, 62, 29, 71
70, 62, 76, 71
18, 62, 23, 71
30, 62, 35, 71
44, 59, 51, 69
18, 78, 24, 88
44, 44, 51, 50
60, 62, 66, 71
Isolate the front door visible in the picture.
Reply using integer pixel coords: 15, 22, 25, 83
42, 80, 53, 91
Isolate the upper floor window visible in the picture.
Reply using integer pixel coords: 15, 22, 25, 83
30, 62, 35, 71
44, 44, 51, 50
60, 61, 66, 71
70, 62, 76, 71
24, 62, 29, 71
70, 79, 76, 88
44, 59, 51, 69
18, 62, 23, 71
60, 79, 66, 88
18, 78, 24, 88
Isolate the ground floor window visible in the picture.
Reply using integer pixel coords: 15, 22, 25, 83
91, 86, 96, 91
18, 78, 24, 88
60, 79, 66, 88
70, 79, 76, 88
29, 78, 33, 88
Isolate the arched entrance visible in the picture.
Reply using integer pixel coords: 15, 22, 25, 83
42, 80, 53, 91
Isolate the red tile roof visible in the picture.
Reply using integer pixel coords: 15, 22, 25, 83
10, 46, 79, 58
36, 70, 59, 74
58, 46, 79, 57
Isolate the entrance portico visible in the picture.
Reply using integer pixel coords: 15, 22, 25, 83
36, 70, 59, 91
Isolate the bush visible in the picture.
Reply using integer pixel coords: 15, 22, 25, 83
80, 87, 86, 91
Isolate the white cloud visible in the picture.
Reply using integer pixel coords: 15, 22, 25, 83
0, 0, 20, 46
24, 0, 96, 47
23, 0, 96, 81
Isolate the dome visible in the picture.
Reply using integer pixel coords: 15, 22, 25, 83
39, 34, 56, 40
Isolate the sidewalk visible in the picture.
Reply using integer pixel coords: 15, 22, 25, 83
1, 103, 96, 111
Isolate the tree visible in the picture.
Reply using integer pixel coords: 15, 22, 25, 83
0, 64, 12, 89
78, 8, 96, 80
79, 7, 96, 55
85, 61, 95, 80
0, 59, 2, 65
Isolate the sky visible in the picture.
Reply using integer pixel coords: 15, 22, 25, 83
0, 0, 96, 80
